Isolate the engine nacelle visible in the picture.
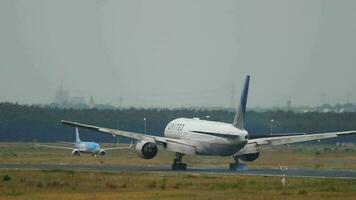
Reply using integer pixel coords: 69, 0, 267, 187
239, 152, 260, 162
135, 140, 158, 159
72, 149, 80, 156
234, 142, 260, 161
98, 149, 106, 156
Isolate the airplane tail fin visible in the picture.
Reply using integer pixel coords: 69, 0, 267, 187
232, 75, 250, 130
75, 128, 81, 143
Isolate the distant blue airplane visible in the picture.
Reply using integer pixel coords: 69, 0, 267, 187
37, 128, 132, 156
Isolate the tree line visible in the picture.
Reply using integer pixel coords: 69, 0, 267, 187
0, 102, 356, 143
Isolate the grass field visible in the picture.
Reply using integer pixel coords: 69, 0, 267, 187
2, 143, 356, 199
1, 170, 356, 200
1, 142, 356, 169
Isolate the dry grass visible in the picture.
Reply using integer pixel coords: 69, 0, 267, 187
2, 143, 356, 199
1, 143, 356, 169
1, 170, 356, 200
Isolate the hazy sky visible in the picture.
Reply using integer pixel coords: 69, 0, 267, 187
0, 0, 356, 108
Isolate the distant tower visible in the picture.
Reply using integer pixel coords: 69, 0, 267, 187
119, 97, 123, 108
54, 84, 69, 105
286, 100, 292, 111
346, 92, 351, 104
89, 96, 96, 108
230, 83, 236, 109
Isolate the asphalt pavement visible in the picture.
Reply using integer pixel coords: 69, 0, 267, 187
1, 163, 356, 179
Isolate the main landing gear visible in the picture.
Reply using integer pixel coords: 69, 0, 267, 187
172, 152, 187, 170
229, 155, 248, 171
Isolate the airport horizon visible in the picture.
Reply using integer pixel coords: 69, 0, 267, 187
1, 1, 356, 199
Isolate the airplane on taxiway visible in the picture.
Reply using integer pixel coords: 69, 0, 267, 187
37, 128, 132, 156
61, 75, 356, 170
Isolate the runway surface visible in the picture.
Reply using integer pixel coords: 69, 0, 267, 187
1, 163, 356, 179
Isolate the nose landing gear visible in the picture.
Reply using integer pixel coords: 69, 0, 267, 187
172, 152, 187, 170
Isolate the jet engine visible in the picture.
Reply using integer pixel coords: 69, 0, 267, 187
234, 142, 260, 162
72, 149, 80, 156
135, 140, 158, 159
98, 149, 106, 156
239, 152, 260, 161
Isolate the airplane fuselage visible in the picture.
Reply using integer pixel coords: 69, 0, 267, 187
74, 141, 101, 154
164, 118, 248, 156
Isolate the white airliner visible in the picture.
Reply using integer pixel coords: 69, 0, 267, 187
37, 128, 132, 156
61, 75, 356, 170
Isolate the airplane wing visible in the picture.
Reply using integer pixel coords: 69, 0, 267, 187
61, 120, 196, 155
36, 144, 75, 150
248, 130, 356, 146
56, 141, 75, 145
61, 120, 190, 144
103, 141, 133, 151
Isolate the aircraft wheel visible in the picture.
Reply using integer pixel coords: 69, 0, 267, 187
229, 162, 248, 171
172, 163, 187, 170
171, 153, 187, 170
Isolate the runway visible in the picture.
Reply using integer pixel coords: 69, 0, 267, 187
1, 163, 356, 179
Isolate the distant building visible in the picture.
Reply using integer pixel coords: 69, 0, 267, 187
118, 97, 123, 108
54, 85, 69, 105
286, 100, 292, 111
70, 96, 85, 105
89, 96, 96, 108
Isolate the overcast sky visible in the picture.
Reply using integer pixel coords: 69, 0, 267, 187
0, 0, 356, 108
